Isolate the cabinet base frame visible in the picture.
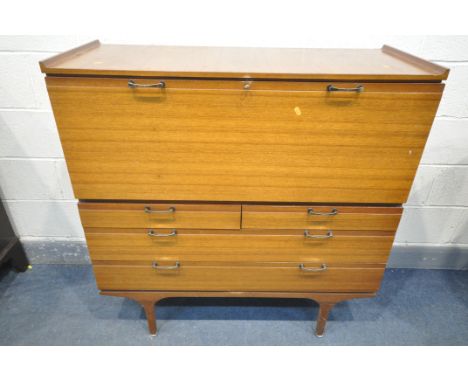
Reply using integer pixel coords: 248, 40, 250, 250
100, 290, 376, 337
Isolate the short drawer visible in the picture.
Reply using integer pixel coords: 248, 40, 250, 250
93, 262, 385, 292
242, 205, 402, 231
86, 228, 394, 265
79, 202, 241, 229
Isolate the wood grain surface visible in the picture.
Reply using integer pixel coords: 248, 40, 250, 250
40, 41, 449, 81
85, 228, 395, 264
93, 263, 385, 292
79, 202, 241, 229
242, 204, 402, 230
47, 77, 443, 203
40, 41, 449, 335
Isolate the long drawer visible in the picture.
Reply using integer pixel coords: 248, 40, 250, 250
242, 205, 402, 230
47, 77, 443, 203
79, 202, 241, 229
93, 262, 385, 292
86, 228, 394, 264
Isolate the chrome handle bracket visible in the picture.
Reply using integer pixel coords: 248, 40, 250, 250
304, 230, 333, 239
152, 261, 180, 270
307, 208, 338, 216
148, 229, 177, 237
128, 80, 166, 89
299, 263, 327, 272
144, 206, 176, 214
327, 84, 363, 93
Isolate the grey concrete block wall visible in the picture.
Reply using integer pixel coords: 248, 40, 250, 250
0, 35, 467, 268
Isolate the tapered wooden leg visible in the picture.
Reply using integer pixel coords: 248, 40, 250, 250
101, 291, 375, 337
142, 301, 157, 335
315, 302, 336, 337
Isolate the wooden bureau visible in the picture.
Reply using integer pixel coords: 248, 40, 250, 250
40, 41, 448, 336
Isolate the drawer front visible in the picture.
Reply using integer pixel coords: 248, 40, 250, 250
79, 202, 241, 229
94, 263, 385, 292
242, 205, 402, 231
86, 228, 394, 265
47, 77, 443, 204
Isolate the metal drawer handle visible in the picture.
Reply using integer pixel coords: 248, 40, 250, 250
144, 206, 176, 214
327, 84, 363, 93
299, 263, 327, 272
148, 229, 177, 237
128, 80, 166, 89
307, 208, 338, 216
304, 230, 333, 239
152, 261, 180, 270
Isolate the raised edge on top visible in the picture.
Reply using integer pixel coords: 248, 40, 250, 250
40, 40, 449, 81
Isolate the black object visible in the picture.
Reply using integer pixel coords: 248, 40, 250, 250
0, 200, 29, 272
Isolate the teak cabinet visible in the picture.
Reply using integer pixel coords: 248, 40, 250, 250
40, 41, 448, 337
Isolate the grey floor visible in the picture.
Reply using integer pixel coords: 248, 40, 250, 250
0, 265, 467, 345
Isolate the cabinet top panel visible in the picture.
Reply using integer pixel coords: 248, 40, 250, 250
40, 40, 448, 81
